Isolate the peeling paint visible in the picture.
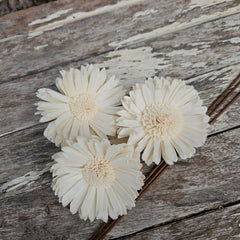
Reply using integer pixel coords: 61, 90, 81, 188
132, 9, 158, 21
0, 34, 23, 43
181, 62, 193, 68
0, 166, 50, 193
183, 0, 229, 12
28, 8, 73, 26
192, 62, 207, 68
232, 212, 240, 216
222, 17, 240, 32
98, 46, 170, 88
185, 64, 240, 84
109, 5, 240, 48
190, 42, 211, 48
34, 44, 49, 50
223, 26, 240, 32
167, 48, 203, 57
28, 0, 145, 38
230, 37, 240, 43
223, 37, 240, 44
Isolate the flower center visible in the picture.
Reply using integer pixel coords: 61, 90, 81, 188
82, 157, 116, 188
69, 93, 98, 122
141, 104, 183, 140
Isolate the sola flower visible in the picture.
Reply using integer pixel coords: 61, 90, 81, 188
117, 77, 209, 165
35, 65, 125, 147
51, 137, 144, 222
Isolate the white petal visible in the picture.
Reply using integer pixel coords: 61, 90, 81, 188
97, 76, 118, 94
68, 118, 80, 140
152, 139, 161, 165
141, 85, 153, 105
114, 181, 135, 209
70, 180, 88, 214
117, 127, 134, 138
180, 128, 207, 147
171, 138, 193, 159
142, 139, 154, 165
37, 88, 68, 103
80, 186, 96, 221
161, 141, 178, 165
136, 135, 150, 152
62, 146, 88, 164
96, 187, 107, 221
66, 68, 77, 95
128, 127, 145, 145
61, 178, 82, 207
59, 70, 73, 97
129, 89, 146, 111
79, 123, 91, 138
106, 187, 123, 216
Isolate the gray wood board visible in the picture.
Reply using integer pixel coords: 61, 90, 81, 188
0, 125, 239, 239
0, 12, 240, 137
0, 0, 53, 17
0, 0, 239, 81
119, 203, 240, 240
1, 1, 240, 239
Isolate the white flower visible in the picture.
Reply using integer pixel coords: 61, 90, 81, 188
51, 137, 144, 222
36, 65, 125, 147
117, 77, 209, 165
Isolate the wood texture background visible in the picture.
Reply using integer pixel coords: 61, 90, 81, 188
0, 0, 54, 16
0, 0, 240, 239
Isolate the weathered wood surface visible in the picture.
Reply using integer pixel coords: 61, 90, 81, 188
0, 0, 240, 239
0, 126, 240, 239
1, 12, 240, 137
0, 0, 53, 17
0, 63, 240, 137
122, 203, 240, 240
0, 0, 239, 81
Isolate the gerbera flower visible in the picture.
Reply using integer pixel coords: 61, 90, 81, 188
117, 77, 209, 165
35, 65, 125, 147
51, 137, 144, 222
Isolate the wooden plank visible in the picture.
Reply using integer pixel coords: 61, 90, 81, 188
120, 203, 240, 240
106, 127, 240, 239
0, 126, 239, 239
0, 0, 239, 81
1, 1, 240, 239
1, 11, 240, 136
1, 65, 239, 137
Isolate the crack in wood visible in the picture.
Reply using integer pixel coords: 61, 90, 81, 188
111, 199, 240, 240
1, 0, 239, 83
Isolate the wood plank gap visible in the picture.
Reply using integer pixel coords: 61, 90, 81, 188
0, 48, 113, 85
208, 124, 240, 138
111, 199, 240, 240
1, 62, 239, 138
2, 52, 240, 87
183, 62, 240, 82
1, 10, 240, 84
109, 6, 240, 48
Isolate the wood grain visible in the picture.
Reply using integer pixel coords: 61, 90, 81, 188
120, 203, 240, 240
0, 0, 239, 81
0, 0, 53, 17
0, 12, 240, 137
1, 1, 240, 239
0, 126, 239, 239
